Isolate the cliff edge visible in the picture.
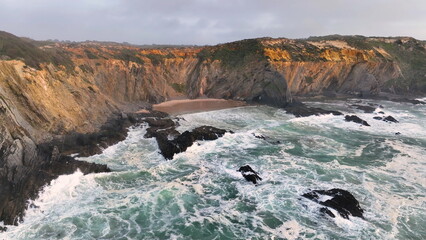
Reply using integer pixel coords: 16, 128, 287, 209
0, 31, 425, 225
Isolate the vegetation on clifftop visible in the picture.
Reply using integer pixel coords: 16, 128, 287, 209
370, 39, 426, 92
0, 31, 74, 70
197, 39, 267, 68
1, 30, 425, 94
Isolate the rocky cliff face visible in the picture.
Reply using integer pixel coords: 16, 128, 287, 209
0, 31, 425, 225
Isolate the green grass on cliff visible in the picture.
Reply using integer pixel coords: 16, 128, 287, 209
197, 39, 267, 68
0, 31, 74, 70
370, 39, 426, 92
169, 83, 186, 93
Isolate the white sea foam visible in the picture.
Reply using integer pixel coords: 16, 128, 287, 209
4, 103, 424, 239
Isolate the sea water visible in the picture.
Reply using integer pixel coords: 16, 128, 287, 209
2, 99, 425, 240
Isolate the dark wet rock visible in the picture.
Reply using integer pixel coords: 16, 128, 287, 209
284, 102, 343, 117
302, 188, 364, 219
252, 133, 281, 144
383, 116, 399, 123
143, 116, 230, 159
237, 165, 262, 184
396, 98, 425, 105
320, 207, 336, 218
58, 112, 150, 157
0, 145, 110, 225
373, 115, 399, 123
351, 104, 376, 113
144, 118, 179, 139
0, 112, 153, 225
344, 115, 370, 126
367, 103, 384, 108
252, 133, 266, 140
395, 132, 401, 135
0, 226, 7, 232
378, 111, 385, 114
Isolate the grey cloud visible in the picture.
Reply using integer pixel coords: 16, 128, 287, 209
0, 0, 424, 45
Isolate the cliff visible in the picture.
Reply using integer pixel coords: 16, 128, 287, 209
0, 31, 425, 225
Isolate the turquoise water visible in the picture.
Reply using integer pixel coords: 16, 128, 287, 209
2, 99, 426, 239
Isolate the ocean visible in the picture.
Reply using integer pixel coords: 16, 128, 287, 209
3, 98, 425, 240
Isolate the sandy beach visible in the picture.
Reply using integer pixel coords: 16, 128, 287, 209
148, 98, 247, 115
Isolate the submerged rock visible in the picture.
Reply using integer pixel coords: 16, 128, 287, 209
252, 133, 266, 140
396, 98, 426, 105
351, 104, 376, 113
302, 188, 364, 219
383, 116, 399, 123
344, 115, 370, 126
373, 115, 399, 123
284, 102, 343, 117
237, 165, 262, 184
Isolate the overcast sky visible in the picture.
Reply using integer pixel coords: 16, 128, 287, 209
0, 0, 425, 45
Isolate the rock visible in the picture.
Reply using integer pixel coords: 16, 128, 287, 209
373, 115, 399, 123
237, 165, 262, 184
0, 112, 143, 226
144, 116, 229, 159
344, 115, 370, 126
252, 133, 266, 140
351, 104, 376, 113
0, 226, 7, 232
284, 101, 343, 117
383, 116, 399, 123
378, 111, 385, 114
302, 188, 364, 219
397, 98, 425, 105
320, 207, 336, 218
395, 132, 401, 135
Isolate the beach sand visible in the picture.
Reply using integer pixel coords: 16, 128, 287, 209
148, 98, 247, 115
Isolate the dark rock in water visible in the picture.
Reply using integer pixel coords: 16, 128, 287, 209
284, 101, 343, 117
373, 115, 399, 123
237, 165, 262, 184
0, 226, 7, 232
252, 133, 281, 144
397, 98, 425, 105
252, 133, 266, 140
344, 115, 370, 126
302, 188, 364, 219
378, 111, 385, 114
395, 132, 401, 135
320, 207, 336, 218
351, 104, 376, 113
0, 112, 144, 225
144, 118, 229, 159
383, 116, 399, 123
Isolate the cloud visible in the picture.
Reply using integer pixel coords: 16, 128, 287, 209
0, 0, 424, 45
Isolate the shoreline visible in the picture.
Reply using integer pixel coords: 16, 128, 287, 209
147, 98, 248, 115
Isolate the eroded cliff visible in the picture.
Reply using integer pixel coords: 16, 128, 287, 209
0, 31, 425, 225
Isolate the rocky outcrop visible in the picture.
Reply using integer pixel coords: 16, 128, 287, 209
143, 114, 229, 159
284, 102, 343, 117
373, 115, 399, 123
344, 115, 370, 126
302, 188, 364, 219
0, 112, 154, 225
237, 165, 262, 184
